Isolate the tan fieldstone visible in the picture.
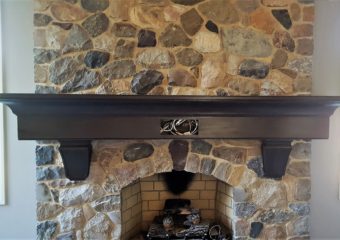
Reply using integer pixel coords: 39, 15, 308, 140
169, 69, 197, 87
295, 178, 311, 201
110, 0, 136, 21
290, 3, 301, 21
235, 0, 260, 13
266, 70, 294, 94
303, 6, 315, 22
201, 55, 226, 88
271, 49, 288, 69
93, 33, 116, 52
130, 6, 166, 29
34, 29, 47, 48
261, 0, 289, 7
37, 202, 64, 221
50, 2, 88, 22
34, 0, 52, 11
198, 0, 239, 24
136, 48, 175, 69
136, 158, 155, 179
294, 74, 312, 92
45, 25, 67, 50
213, 162, 231, 182
287, 161, 310, 177
193, 31, 221, 53
83, 204, 96, 221
164, 5, 187, 22
250, 8, 277, 34
252, 180, 287, 208
291, 24, 314, 38
212, 146, 247, 164
112, 163, 138, 188
226, 55, 243, 75
227, 165, 246, 186
227, 78, 260, 96
233, 219, 250, 237
262, 225, 287, 239
152, 148, 173, 173
180, 8, 204, 36
34, 64, 48, 83
297, 38, 314, 56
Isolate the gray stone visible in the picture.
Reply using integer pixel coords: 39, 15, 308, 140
288, 57, 312, 74
136, 48, 176, 69
114, 39, 135, 59
112, 22, 137, 37
191, 140, 212, 155
222, 27, 272, 57
287, 217, 310, 236
287, 161, 310, 177
233, 188, 248, 202
176, 48, 203, 67
58, 207, 85, 232
84, 213, 112, 240
258, 209, 294, 224
34, 48, 60, 64
271, 49, 288, 69
61, 68, 101, 93
272, 9, 292, 29
171, 0, 204, 5
239, 59, 269, 79
51, 189, 60, 203
81, 0, 109, 12
298, 0, 314, 3
35, 85, 60, 94
49, 56, 81, 84
295, 178, 311, 201
212, 146, 246, 164
91, 195, 120, 212
234, 202, 257, 218
59, 184, 105, 207
84, 50, 110, 69
37, 183, 52, 202
138, 29, 157, 48
198, 0, 239, 24
82, 13, 109, 38
37, 221, 58, 240
159, 24, 192, 48
273, 31, 295, 52
247, 157, 264, 177
62, 25, 93, 54
205, 20, 219, 33
180, 8, 203, 36
36, 166, 65, 181
36, 146, 55, 166
200, 158, 216, 175
289, 202, 310, 216
124, 143, 154, 161
56, 232, 75, 240
37, 202, 64, 221
249, 222, 263, 238
102, 60, 136, 80
168, 69, 196, 87
169, 140, 189, 171
131, 70, 164, 95
291, 142, 311, 159
34, 13, 52, 26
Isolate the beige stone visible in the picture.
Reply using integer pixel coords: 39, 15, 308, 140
110, 0, 136, 21
130, 6, 166, 28
226, 55, 243, 75
193, 31, 221, 53
287, 161, 310, 177
291, 24, 314, 38
34, 29, 47, 48
227, 165, 246, 186
50, 2, 88, 22
45, 25, 67, 50
261, 0, 289, 7
303, 6, 315, 22
252, 180, 287, 208
290, 3, 301, 21
164, 5, 187, 22
83, 204, 96, 221
266, 70, 294, 94
201, 56, 226, 89
93, 33, 116, 52
34, 64, 48, 83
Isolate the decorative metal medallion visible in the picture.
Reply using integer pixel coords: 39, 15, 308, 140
160, 119, 199, 136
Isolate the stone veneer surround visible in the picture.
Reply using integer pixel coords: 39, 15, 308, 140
33, 0, 314, 239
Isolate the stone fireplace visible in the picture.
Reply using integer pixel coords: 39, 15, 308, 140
32, 0, 315, 239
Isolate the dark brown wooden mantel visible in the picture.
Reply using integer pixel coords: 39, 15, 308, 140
1, 94, 340, 180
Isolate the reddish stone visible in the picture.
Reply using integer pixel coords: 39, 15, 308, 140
291, 24, 313, 38
250, 8, 277, 34
297, 38, 314, 56
303, 6, 315, 22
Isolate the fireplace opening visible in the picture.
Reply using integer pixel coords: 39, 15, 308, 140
120, 173, 233, 240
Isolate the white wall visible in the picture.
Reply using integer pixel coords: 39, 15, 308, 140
0, 0, 35, 239
311, 0, 340, 239
0, 0, 339, 239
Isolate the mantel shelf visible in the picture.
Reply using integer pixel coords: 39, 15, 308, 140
1, 94, 340, 180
